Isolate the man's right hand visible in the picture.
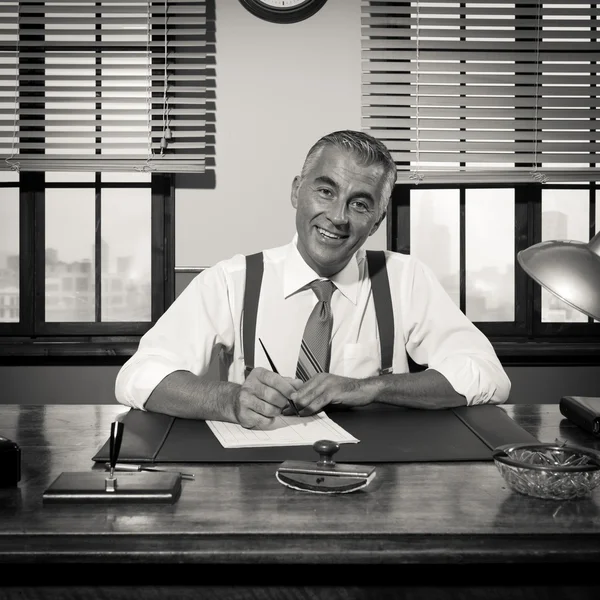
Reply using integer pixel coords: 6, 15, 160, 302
233, 367, 303, 429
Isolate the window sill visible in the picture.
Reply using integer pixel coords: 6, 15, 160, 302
1, 339, 600, 367
493, 341, 600, 366
0, 338, 140, 365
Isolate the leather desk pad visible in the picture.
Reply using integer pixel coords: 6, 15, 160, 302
92, 404, 539, 464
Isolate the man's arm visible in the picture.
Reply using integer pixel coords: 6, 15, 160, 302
145, 371, 240, 422
289, 368, 466, 415
145, 368, 303, 428
290, 255, 510, 415
115, 264, 237, 412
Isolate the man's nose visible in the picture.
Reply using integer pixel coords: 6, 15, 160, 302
327, 199, 349, 226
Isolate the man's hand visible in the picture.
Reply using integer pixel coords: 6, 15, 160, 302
289, 373, 376, 416
234, 367, 303, 429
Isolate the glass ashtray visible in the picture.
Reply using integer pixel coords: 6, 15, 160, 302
493, 442, 600, 500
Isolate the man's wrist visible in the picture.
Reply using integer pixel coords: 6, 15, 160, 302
224, 382, 243, 424
354, 375, 386, 404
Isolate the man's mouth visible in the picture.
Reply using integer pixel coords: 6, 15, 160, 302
316, 226, 347, 241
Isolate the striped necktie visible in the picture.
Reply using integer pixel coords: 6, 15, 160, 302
296, 279, 336, 382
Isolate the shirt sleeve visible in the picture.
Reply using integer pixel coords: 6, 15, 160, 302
114, 263, 236, 410
400, 257, 511, 406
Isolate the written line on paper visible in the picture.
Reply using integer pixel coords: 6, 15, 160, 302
206, 412, 359, 449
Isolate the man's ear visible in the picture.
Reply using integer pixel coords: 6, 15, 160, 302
369, 210, 387, 236
291, 176, 301, 209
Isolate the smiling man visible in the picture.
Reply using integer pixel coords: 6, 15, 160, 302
115, 130, 511, 427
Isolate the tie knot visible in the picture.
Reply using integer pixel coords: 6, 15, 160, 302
310, 279, 335, 303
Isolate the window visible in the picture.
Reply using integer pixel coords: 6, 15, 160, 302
362, 1, 600, 362
0, 172, 175, 357
0, 1, 216, 359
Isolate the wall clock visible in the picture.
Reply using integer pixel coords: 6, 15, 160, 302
238, 0, 329, 24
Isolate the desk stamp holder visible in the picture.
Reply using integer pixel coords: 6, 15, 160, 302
42, 420, 182, 504
276, 439, 376, 494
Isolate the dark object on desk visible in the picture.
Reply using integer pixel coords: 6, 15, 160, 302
0, 435, 20, 488
560, 396, 600, 436
43, 420, 182, 504
42, 471, 182, 504
105, 420, 125, 491
92, 404, 539, 464
276, 439, 376, 494
105, 462, 196, 481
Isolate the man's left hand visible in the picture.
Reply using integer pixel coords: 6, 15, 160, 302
288, 373, 375, 416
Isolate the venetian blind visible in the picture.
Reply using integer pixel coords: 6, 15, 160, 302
361, 0, 600, 184
0, 0, 215, 173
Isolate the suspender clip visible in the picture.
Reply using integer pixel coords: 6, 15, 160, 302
380, 367, 393, 376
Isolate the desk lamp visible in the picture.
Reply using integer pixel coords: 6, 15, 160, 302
517, 230, 600, 435
517, 231, 600, 322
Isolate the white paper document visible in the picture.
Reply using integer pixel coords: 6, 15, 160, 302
206, 412, 359, 449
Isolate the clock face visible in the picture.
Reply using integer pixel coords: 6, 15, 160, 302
238, 0, 329, 24
258, 1, 309, 6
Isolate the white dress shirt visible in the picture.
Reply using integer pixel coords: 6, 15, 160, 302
115, 235, 511, 410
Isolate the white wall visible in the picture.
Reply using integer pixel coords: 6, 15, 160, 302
175, 0, 386, 268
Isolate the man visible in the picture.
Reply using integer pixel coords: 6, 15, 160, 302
115, 130, 511, 428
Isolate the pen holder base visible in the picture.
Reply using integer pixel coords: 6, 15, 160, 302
42, 471, 182, 504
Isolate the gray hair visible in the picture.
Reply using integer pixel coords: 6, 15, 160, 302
299, 130, 397, 216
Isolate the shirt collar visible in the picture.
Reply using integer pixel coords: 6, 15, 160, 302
283, 234, 360, 305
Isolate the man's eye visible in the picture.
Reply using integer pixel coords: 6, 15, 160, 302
318, 188, 333, 197
350, 201, 369, 213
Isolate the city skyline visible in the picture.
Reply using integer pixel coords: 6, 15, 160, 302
2, 192, 597, 323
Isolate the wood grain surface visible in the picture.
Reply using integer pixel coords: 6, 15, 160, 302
0, 403, 599, 598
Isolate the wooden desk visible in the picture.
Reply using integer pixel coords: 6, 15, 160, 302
1, 403, 599, 600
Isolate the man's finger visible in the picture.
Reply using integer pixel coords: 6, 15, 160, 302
290, 374, 325, 404
252, 368, 299, 407
284, 377, 305, 391
237, 388, 282, 426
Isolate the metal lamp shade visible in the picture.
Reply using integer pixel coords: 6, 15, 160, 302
517, 231, 600, 321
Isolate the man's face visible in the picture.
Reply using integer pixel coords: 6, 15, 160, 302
291, 145, 387, 277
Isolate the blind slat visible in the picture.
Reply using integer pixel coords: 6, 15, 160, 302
362, 84, 600, 98
363, 61, 600, 75
389, 152, 597, 164
363, 49, 600, 62
362, 5, 596, 17
363, 118, 599, 131
0, 5, 207, 14
2, 85, 211, 94
362, 73, 600, 86
0, 107, 212, 116
0, 52, 214, 60
366, 129, 600, 143
362, 106, 600, 119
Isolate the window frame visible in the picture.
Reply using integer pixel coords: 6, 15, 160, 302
0, 172, 175, 361
389, 182, 600, 366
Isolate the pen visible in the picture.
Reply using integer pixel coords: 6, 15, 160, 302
105, 462, 195, 481
108, 421, 124, 480
258, 338, 301, 417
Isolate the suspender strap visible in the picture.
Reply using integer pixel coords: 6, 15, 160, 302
366, 250, 394, 375
243, 252, 264, 378
242, 250, 395, 377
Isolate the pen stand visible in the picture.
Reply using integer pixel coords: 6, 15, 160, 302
43, 471, 182, 504
42, 420, 182, 504
276, 439, 376, 494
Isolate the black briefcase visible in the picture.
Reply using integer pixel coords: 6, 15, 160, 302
559, 396, 600, 436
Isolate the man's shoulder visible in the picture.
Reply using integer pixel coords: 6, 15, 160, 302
359, 248, 418, 269
205, 241, 290, 275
